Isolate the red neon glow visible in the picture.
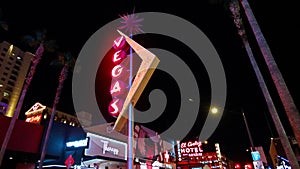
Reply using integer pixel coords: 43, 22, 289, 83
113, 36, 125, 49
108, 35, 129, 118
245, 164, 252, 169
111, 65, 124, 78
25, 114, 42, 123
108, 99, 124, 117
164, 151, 170, 163
235, 164, 241, 168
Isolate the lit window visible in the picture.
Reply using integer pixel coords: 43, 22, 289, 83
3, 92, 9, 97
0, 84, 3, 87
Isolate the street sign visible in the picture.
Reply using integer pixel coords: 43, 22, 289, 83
253, 160, 265, 169
251, 151, 261, 161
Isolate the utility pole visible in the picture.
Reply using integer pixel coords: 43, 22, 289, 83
242, 112, 255, 152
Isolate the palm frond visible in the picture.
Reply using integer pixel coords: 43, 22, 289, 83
50, 52, 75, 72
0, 8, 8, 31
0, 21, 8, 31
44, 40, 58, 52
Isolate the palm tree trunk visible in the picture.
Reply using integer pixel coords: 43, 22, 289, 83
0, 43, 44, 167
229, 2, 300, 168
244, 41, 299, 169
240, 0, 300, 149
38, 65, 68, 169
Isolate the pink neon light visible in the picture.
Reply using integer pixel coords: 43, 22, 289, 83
111, 65, 123, 78
108, 99, 124, 117
113, 50, 127, 63
113, 36, 125, 49
180, 141, 203, 157
110, 80, 126, 97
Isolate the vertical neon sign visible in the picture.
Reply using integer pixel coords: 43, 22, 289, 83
108, 36, 128, 117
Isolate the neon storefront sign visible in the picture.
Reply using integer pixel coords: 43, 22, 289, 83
101, 140, 119, 155
66, 138, 88, 148
180, 141, 203, 157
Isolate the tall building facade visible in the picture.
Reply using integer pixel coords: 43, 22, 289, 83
0, 41, 33, 117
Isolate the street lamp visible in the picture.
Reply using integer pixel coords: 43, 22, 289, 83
210, 107, 218, 114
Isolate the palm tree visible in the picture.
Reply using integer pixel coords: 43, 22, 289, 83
0, 43, 44, 167
22, 29, 57, 52
0, 8, 8, 46
0, 8, 8, 33
0, 30, 56, 166
229, 1, 299, 168
239, 0, 300, 148
38, 52, 75, 169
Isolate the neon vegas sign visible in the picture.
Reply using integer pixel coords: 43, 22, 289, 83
108, 36, 128, 117
180, 141, 203, 157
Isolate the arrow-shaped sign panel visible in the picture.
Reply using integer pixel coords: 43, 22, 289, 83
113, 30, 160, 131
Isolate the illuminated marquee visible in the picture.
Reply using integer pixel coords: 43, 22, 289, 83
180, 141, 203, 157
84, 132, 127, 160
25, 102, 46, 124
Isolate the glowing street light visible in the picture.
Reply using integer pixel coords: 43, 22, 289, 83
211, 107, 218, 114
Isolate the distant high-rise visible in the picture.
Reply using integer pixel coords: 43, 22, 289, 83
0, 41, 33, 117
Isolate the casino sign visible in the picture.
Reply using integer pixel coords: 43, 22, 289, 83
180, 140, 203, 157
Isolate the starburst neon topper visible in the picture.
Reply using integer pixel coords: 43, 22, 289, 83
113, 30, 160, 131
119, 13, 144, 35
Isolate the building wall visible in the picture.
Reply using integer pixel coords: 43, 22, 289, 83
0, 41, 33, 117
44, 107, 81, 127
40, 120, 86, 166
0, 114, 44, 169
0, 114, 44, 153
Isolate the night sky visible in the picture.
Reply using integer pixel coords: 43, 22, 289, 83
1, 0, 299, 164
